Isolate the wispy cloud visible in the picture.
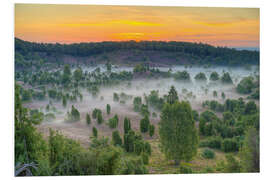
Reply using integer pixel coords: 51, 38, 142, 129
61, 20, 163, 27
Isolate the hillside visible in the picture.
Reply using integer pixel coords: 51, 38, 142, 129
15, 38, 259, 69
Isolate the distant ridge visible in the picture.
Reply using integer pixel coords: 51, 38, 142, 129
15, 37, 259, 66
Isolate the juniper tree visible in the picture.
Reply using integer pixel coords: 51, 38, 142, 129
92, 127, 98, 137
159, 101, 198, 165
124, 117, 131, 134
86, 113, 91, 125
112, 130, 122, 146
106, 104, 111, 114
167, 86, 178, 104
140, 115, 150, 133
149, 124, 155, 137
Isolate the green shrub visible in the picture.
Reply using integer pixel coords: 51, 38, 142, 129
106, 104, 111, 114
180, 165, 193, 174
92, 127, 98, 137
202, 148, 215, 159
141, 153, 149, 165
108, 115, 119, 128
86, 113, 91, 125
97, 112, 103, 124
237, 76, 254, 94
195, 72, 207, 82
140, 115, 150, 133
221, 138, 239, 152
112, 130, 122, 146
221, 72, 233, 84
210, 72, 219, 81
149, 124, 155, 137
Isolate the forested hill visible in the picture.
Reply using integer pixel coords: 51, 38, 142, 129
15, 38, 259, 67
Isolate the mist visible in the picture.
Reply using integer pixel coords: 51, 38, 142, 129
23, 65, 258, 147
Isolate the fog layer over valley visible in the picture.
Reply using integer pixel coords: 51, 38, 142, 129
22, 65, 259, 147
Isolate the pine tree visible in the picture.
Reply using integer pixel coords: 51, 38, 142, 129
159, 101, 198, 165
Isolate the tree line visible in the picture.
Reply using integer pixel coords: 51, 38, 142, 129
15, 38, 259, 66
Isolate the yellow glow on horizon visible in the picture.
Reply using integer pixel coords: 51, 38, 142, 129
15, 4, 259, 47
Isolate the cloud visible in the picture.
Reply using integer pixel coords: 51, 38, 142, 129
61, 20, 163, 27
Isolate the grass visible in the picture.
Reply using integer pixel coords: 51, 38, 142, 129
147, 139, 228, 174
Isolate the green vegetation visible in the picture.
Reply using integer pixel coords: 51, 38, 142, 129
16, 38, 259, 68
237, 76, 255, 94
106, 104, 111, 114
159, 101, 198, 165
86, 113, 91, 125
174, 71, 191, 82
221, 72, 233, 84
92, 127, 98, 137
14, 37, 260, 175
195, 72, 207, 82
133, 96, 142, 112
140, 115, 150, 133
149, 124, 155, 137
112, 130, 122, 146
201, 148, 215, 159
124, 117, 131, 134
65, 105, 80, 122
108, 115, 119, 129
210, 71, 219, 81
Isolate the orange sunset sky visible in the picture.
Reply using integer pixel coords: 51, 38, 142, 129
15, 4, 259, 48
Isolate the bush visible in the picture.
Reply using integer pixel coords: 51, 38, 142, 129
113, 93, 119, 102
92, 108, 102, 119
244, 101, 258, 115
112, 130, 122, 146
134, 140, 145, 155
118, 156, 148, 174
224, 154, 241, 173
192, 110, 199, 121
141, 153, 149, 165
237, 76, 254, 94
174, 71, 191, 82
108, 115, 119, 128
106, 104, 111, 114
195, 72, 207, 82
180, 165, 193, 174
124, 117, 131, 134
92, 127, 98, 137
221, 72, 233, 84
140, 115, 150, 133
221, 138, 239, 152
210, 72, 219, 81
65, 105, 80, 122
133, 96, 142, 112
149, 124, 155, 137
97, 112, 103, 124
213, 90, 217, 97
202, 148, 215, 159
86, 113, 91, 125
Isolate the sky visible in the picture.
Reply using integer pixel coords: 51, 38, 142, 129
14, 4, 259, 48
